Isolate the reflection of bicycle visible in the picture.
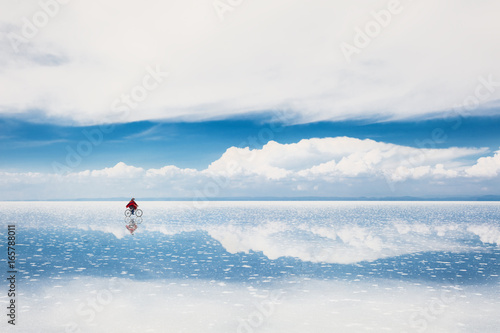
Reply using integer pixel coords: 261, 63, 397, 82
124, 216, 143, 224
125, 208, 143, 217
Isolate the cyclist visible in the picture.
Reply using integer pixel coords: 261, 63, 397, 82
126, 198, 138, 215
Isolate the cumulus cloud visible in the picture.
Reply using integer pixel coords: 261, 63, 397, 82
146, 165, 198, 178
81, 162, 144, 178
0, 137, 498, 199
207, 137, 485, 182
1, 0, 499, 125
465, 150, 500, 178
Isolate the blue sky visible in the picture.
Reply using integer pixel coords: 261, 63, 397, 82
2, 114, 499, 174
1, 0, 500, 199
1, 112, 499, 200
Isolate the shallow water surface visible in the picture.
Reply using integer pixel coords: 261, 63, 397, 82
0, 201, 499, 332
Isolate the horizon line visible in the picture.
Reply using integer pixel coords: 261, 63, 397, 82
2, 195, 500, 202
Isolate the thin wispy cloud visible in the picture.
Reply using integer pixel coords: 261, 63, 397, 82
123, 124, 163, 140
10, 138, 68, 148
123, 124, 178, 141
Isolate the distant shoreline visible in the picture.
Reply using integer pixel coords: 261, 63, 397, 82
2, 195, 500, 202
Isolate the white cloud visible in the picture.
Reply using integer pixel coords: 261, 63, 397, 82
1, 0, 499, 125
0, 137, 498, 199
86, 162, 144, 178
207, 137, 485, 182
146, 165, 198, 177
465, 150, 500, 178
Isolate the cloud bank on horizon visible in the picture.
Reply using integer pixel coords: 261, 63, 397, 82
2, 137, 499, 199
1, 0, 500, 125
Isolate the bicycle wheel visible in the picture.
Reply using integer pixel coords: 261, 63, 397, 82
124, 216, 131, 223
125, 209, 132, 217
135, 209, 143, 217
135, 217, 143, 224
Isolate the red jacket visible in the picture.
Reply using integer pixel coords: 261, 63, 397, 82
126, 200, 138, 209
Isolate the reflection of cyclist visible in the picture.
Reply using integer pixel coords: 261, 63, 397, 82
126, 221, 138, 235
126, 198, 138, 215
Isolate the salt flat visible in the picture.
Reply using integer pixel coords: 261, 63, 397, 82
0, 201, 499, 332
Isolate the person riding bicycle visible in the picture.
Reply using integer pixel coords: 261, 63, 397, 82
126, 198, 138, 215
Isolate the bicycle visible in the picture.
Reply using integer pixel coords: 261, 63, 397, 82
125, 208, 143, 217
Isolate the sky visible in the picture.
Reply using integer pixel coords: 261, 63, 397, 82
0, 0, 500, 200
